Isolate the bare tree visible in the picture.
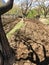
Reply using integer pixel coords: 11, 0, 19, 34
0, 0, 14, 60
35, 0, 49, 17
20, 0, 33, 17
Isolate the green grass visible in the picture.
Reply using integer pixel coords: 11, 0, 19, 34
27, 9, 37, 18
7, 19, 25, 38
45, 19, 49, 24
39, 18, 49, 24
6, 7, 17, 14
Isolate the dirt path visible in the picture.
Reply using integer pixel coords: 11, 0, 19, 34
2, 18, 21, 33
4, 19, 49, 65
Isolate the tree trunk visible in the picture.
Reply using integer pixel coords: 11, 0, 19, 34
44, 12, 47, 18
0, 16, 12, 59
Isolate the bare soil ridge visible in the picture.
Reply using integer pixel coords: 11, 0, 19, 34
4, 19, 49, 65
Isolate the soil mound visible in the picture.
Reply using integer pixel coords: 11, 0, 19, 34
8, 19, 49, 65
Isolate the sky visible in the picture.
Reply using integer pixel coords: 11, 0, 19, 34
3, 0, 18, 3
3, 0, 8, 2
2, 0, 49, 6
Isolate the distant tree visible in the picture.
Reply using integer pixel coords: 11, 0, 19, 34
35, 0, 49, 17
20, 0, 33, 17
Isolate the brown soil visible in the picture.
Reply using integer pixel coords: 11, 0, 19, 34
4, 19, 49, 65
2, 17, 21, 33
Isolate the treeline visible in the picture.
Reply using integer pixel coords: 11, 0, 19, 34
1, 0, 49, 18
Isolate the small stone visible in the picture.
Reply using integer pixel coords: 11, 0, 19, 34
24, 62, 30, 65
